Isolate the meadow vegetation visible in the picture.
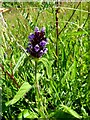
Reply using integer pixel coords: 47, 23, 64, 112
0, 2, 90, 119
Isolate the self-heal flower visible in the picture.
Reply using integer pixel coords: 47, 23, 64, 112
27, 27, 48, 58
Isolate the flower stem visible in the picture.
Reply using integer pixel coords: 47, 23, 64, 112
35, 60, 47, 117
35, 60, 39, 104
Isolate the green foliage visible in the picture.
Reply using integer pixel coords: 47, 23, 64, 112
60, 104, 82, 119
13, 53, 26, 74
51, 109, 78, 120
38, 57, 52, 79
18, 109, 38, 119
6, 82, 32, 106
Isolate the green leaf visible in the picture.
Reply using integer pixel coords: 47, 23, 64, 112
18, 109, 38, 119
38, 57, 52, 79
6, 82, 31, 106
13, 53, 26, 74
51, 109, 77, 120
61, 104, 82, 119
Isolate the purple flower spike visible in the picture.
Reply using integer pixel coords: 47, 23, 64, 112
34, 44, 40, 52
27, 27, 48, 58
41, 27, 45, 33
39, 40, 47, 47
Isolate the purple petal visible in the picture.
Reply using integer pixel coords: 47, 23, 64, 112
38, 50, 44, 57
34, 27, 39, 32
28, 34, 34, 41
41, 27, 45, 33
39, 40, 47, 47
26, 47, 31, 53
43, 48, 48, 54
28, 44, 33, 49
34, 44, 40, 52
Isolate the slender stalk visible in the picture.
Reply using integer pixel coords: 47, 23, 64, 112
58, 0, 82, 36
55, 1, 62, 99
79, 2, 82, 26
35, 60, 39, 104
35, 59, 41, 115
55, 0, 59, 57
0, 64, 20, 88
35, 60, 46, 117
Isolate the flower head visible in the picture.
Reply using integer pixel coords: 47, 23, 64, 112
27, 27, 48, 58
